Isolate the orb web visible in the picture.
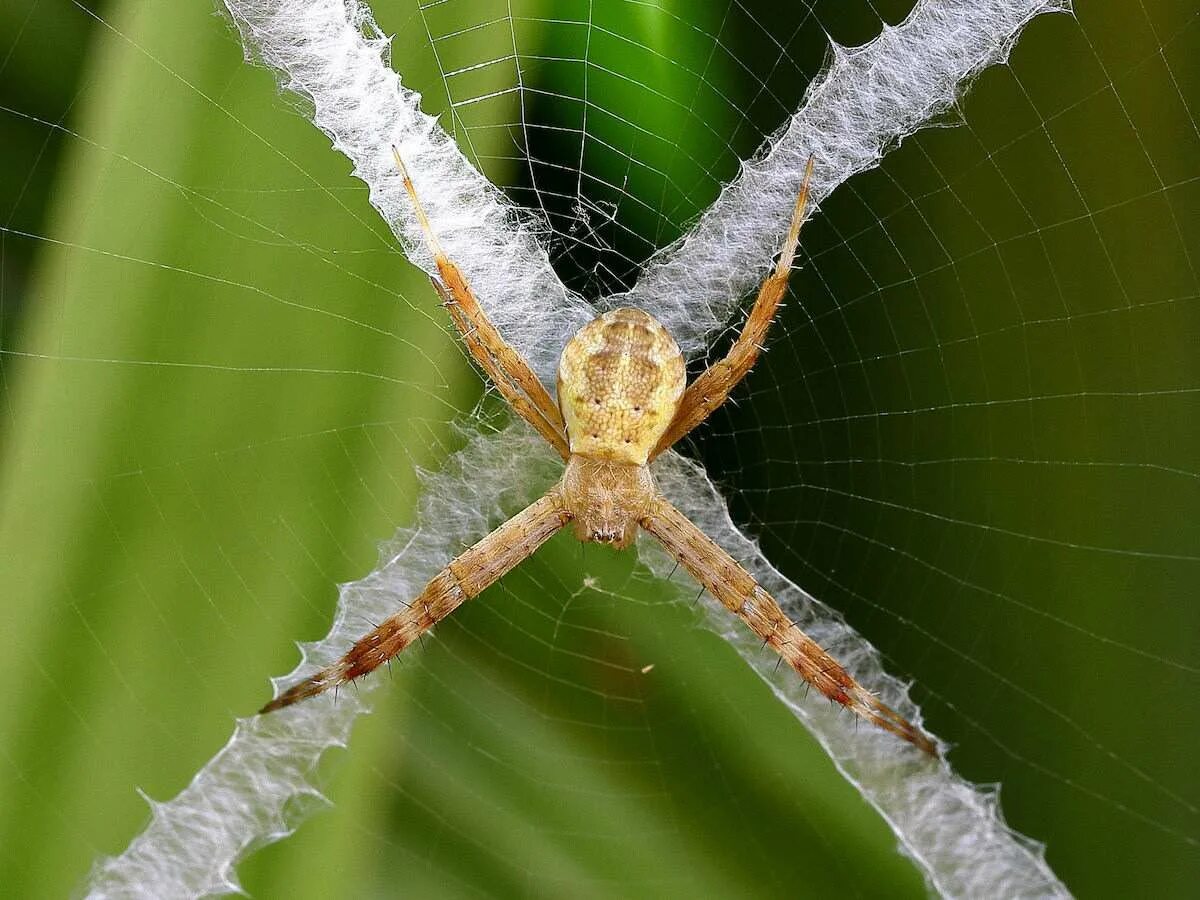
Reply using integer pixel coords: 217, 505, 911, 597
0, 1, 1196, 898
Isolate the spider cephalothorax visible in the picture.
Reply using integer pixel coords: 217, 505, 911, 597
260, 152, 937, 756
560, 450, 655, 548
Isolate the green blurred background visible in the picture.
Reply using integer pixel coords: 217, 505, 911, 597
0, 0, 1196, 897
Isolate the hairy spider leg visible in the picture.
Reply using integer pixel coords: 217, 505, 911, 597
393, 146, 570, 459
652, 156, 816, 458
429, 278, 569, 459
641, 495, 938, 755
261, 491, 571, 712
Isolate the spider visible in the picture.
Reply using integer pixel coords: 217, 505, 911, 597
261, 150, 936, 756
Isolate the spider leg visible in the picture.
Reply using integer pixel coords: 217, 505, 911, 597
430, 279, 570, 458
640, 495, 937, 755
261, 490, 571, 713
393, 147, 570, 460
651, 156, 815, 459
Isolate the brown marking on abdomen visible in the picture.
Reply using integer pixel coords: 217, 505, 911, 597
558, 308, 686, 465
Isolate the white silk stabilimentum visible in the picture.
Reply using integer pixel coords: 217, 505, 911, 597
88, 0, 1071, 896
614, 0, 1072, 356
222, 0, 593, 387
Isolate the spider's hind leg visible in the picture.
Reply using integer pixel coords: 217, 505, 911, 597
391, 146, 569, 459
651, 156, 815, 458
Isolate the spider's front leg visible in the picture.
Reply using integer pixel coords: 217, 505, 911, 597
640, 496, 937, 755
261, 490, 571, 713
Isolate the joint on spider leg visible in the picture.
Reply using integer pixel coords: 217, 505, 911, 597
428, 276, 457, 307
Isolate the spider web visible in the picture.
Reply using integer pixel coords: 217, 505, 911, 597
0, 0, 1197, 897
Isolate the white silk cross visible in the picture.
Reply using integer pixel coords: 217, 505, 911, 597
89, 2, 1072, 896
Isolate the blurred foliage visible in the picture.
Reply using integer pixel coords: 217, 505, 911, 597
0, 0, 102, 341
0, 1, 1196, 898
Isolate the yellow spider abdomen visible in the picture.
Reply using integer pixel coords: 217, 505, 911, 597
557, 307, 686, 465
